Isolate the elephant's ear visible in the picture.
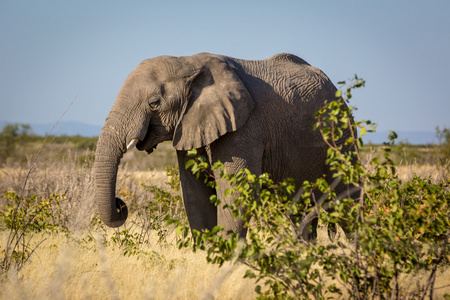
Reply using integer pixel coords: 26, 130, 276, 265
173, 55, 254, 150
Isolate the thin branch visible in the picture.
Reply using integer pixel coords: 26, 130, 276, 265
420, 234, 449, 300
21, 99, 75, 193
2, 99, 75, 273
297, 185, 361, 239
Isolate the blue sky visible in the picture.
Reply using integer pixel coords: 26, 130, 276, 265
1, 0, 449, 137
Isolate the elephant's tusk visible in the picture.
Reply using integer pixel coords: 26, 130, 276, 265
127, 139, 139, 150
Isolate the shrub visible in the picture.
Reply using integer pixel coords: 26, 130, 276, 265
1, 191, 68, 272
173, 76, 450, 299
435, 126, 450, 178
0, 123, 34, 164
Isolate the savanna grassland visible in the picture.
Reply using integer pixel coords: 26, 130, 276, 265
0, 131, 259, 299
0, 121, 449, 299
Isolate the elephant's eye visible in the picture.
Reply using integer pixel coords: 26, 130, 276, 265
149, 98, 160, 110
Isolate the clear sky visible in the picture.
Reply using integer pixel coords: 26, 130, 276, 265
1, 0, 449, 134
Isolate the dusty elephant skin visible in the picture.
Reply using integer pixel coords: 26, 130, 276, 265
94, 52, 356, 239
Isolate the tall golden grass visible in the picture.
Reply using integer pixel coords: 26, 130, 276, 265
0, 231, 258, 299
0, 145, 258, 299
1, 141, 449, 299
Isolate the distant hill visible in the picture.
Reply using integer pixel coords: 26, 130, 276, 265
0, 121, 102, 137
0, 121, 439, 144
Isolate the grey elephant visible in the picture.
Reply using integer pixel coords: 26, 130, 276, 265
94, 52, 356, 240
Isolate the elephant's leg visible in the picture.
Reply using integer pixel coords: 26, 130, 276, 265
177, 150, 217, 232
303, 181, 358, 242
214, 170, 248, 238
206, 139, 263, 239
330, 181, 362, 240
300, 215, 319, 242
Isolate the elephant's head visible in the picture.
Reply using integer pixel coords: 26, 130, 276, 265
94, 53, 254, 227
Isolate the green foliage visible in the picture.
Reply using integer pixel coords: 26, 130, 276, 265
0, 192, 67, 233
0, 123, 34, 163
435, 126, 450, 176
174, 76, 450, 299
79, 167, 186, 257
1, 123, 33, 138
0, 191, 68, 272
138, 167, 185, 244
84, 214, 165, 260
0, 122, 99, 166
436, 126, 450, 146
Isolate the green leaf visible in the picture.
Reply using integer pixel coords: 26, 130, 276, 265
187, 148, 197, 156
244, 269, 256, 279
175, 225, 185, 236
185, 159, 196, 169
255, 285, 262, 294
212, 161, 224, 170
360, 127, 368, 136
211, 226, 223, 234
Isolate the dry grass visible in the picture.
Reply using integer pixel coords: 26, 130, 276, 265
2, 224, 449, 299
0, 148, 258, 299
313, 223, 450, 299
396, 164, 448, 183
1, 143, 449, 299
0, 232, 257, 300
361, 145, 449, 183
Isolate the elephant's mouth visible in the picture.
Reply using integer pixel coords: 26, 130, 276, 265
144, 144, 157, 154
129, 123, 172, 154
127, 138, 157, 153
136, 138, 158, 154
134, 127, 167, 154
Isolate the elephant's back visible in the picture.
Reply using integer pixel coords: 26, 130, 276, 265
230, 55, 336, 179
225, 54, 347, 186
233, 55, 337, 107
266, 53, 311, 66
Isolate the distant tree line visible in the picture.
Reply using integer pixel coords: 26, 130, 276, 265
436, 126, 450, 164
1, 123, 449, 167
0, 123, 98, 165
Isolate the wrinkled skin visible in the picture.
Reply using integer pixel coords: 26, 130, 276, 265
94, 52, 356, 239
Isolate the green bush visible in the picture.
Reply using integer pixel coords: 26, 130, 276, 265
1, 191, 67, 271
0, 123, 33, 164
435, 126, 450, 176
172, 77, 450, 299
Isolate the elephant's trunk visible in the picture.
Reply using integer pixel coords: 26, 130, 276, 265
94, 122, 129, 227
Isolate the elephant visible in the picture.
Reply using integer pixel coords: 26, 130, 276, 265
94, 52, 357, 240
